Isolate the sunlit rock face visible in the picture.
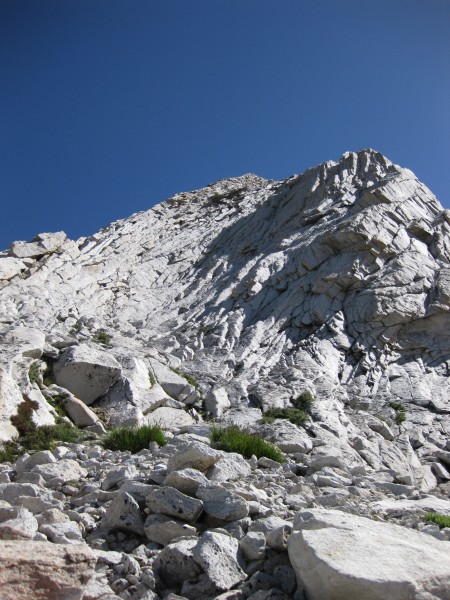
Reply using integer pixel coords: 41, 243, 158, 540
1, 149, 449, 484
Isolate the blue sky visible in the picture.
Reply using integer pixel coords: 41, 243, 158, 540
1, 0, 449, 250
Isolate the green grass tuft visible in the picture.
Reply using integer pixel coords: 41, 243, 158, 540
148, 370, 156, 386
389, 401, 406, 426
93, 329, 113, 348
210, 425, 284, 463
102, 425, 167, 453
261, 407, 309, 427
425, 512, 450, 529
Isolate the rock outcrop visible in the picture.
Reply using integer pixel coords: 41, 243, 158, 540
1, 149, 450, 599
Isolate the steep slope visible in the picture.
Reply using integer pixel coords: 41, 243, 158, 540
1, 149, 449, 486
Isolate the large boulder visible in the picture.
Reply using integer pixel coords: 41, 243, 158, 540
288, 508, 450, 600
0, 540, 95, 599
53, 344, 121, 404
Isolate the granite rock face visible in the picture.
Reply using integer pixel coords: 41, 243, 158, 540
0, 149, 450, 598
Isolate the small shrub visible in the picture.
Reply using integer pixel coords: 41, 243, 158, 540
43, 393, 67, 418
28, 362, 41, 385
424, 512, 450, 529
292, 391, 314, 411
11, 398, 39, 437
210, 425, 284, 463
20, 420, 87, 452
389, 401, 406, 426
172, 367, 200, 390
102, 425, 167, 453
70, 320, 82, 334
262, 407, 309, 427
0, 442, 20, 463
93, 330, 113, 348
148, 370, 156, 386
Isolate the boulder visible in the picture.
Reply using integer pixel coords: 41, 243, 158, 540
100, 491, 145, 535
145, 406, 196, 430
15, 450, 56, 473
166, 441, 222, 473
0, 506, 38, 540
192, 531, 246, 591
61, 393, 100, 427
101, 464, 137, 491
196, 484, 249, 522
0, 540, 95, 600
163, 468, 210, 495
39, 521, 83, 544
207, 452, 252, 483
53, 345, 121, 404
288, 508, 450, 600
148, 359, 192, 399
146, 485, 203, 522
153, 537, 202, 589
144, 513, 197, 546
32, 459, 87, 488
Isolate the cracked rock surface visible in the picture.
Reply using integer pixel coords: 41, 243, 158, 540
1, 149, 450, 598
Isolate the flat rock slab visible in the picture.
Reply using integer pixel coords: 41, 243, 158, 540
288, 508, 450, 600
0, 540, 95, 600
53, 344, 121, 404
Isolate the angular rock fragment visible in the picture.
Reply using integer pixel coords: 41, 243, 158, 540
166, 441, 222, 473
196, 484, 249, 522
146, 485, 203, 522
192, 531, 246, 591
144, 513, 197, 546
100, 491, 145, 535
163, 468, 209, 495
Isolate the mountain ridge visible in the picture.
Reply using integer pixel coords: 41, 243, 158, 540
1, 148, 449, 482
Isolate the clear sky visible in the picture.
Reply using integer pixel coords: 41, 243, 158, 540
1, 0, 449, 250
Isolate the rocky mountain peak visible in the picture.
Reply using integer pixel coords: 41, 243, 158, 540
1, 149, 450, 599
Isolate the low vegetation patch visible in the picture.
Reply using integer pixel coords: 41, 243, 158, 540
389, 401, 406, 426
93, 329, 113, 348
172, 367, 200, 390
0, 398, 87, 463
262, 407, 309, 426
210, 425, 284, 463
262, 390, 314, 427
148, 370, 156, 386
102, 425, 167, 453
28, 361, 41, 385
425, 512, 450, 529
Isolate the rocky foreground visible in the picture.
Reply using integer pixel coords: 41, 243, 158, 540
1, 149, 450, 598
1, 425, 450, 600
